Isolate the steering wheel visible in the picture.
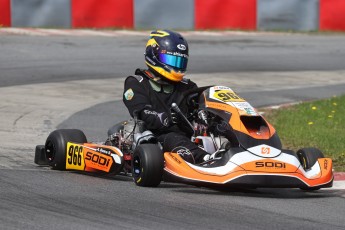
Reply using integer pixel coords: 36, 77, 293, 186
176, 85, 212, 108
171, 86, 212, 134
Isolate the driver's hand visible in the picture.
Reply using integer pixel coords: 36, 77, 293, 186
170, 109, 180, 124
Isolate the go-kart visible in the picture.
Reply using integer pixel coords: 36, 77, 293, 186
35, 85, 333, 190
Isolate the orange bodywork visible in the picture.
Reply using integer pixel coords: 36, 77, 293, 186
83, 143, 114, 172
65, 142, 123, 173
164, 152, 333, 188
205, 100, 275, 139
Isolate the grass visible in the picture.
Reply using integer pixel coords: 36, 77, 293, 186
261, 95, 345, 171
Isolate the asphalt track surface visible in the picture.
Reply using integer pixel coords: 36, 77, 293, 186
1, 31, 345, 230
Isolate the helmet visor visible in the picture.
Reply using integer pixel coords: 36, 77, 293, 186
158, 53, 188, 72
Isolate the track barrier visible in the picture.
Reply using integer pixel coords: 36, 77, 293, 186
0, 0, 345, 31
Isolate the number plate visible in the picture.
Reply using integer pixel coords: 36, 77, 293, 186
213, 90, 245, 102
66, 143, 85, 170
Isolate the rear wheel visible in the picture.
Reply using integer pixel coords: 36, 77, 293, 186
45, 129, 87, 170
132, 144, 163, 187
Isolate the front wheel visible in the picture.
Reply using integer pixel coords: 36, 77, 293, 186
132, 144, 163, 187
297, 147, 324, 170
297, 147, 325, 191
45, 129, 87, 170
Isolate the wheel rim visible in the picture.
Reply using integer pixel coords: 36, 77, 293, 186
133, 155, 142, 177
302, 158, 307, 169
45, 140, 55, 162
297, 152, 308, 169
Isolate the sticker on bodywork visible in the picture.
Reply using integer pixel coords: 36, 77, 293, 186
232, 102, 258, 116
209, 87, 258, 116
66, 143, 85, 170
84, 148, 113, 172
213, 89, 245, 102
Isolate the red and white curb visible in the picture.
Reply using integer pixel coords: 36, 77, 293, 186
333, 172, 345, 189
0, 28, 281, 37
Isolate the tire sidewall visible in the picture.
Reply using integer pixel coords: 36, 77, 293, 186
45, 129, 87, 170
132, 144, 163, 187
297, 147, 324, 170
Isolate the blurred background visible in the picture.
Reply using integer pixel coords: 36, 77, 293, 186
0, 0, 345, 32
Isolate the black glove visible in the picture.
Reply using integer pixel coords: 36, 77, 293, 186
198, 110, 208, 125
140, 109, 170, 129
170, 109, 180, 124
208, 120, 228, 135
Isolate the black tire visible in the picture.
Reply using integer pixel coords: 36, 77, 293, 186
132, 144, 164, 187
45, 129, 87, 170
297, 148, 324, 191
296, 147, 324, 170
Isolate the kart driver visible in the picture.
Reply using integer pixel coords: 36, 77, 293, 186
123, 30, 210, 164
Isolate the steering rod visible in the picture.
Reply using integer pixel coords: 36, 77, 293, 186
171, 103, 195, 135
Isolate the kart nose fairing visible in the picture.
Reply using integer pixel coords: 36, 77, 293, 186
164, 144, 333, 189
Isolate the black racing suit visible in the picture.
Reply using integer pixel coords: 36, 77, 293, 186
123, 69, 208, 164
